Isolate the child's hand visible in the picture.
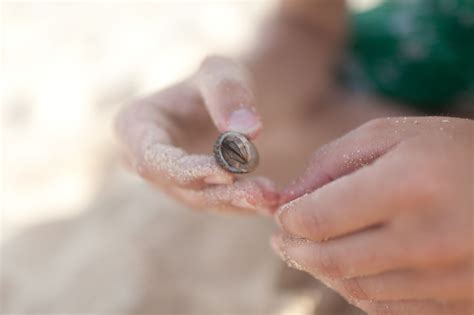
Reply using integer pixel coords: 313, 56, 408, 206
272, 117, 473, 315
115, 56, 278, 214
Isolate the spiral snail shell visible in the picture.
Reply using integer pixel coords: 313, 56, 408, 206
213, 131, 259, 174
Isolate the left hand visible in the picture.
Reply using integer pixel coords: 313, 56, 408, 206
272, 117, 473, 315
115, 56, 279, 215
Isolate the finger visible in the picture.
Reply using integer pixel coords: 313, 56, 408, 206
276, 147, 401, 241
271, 226, 461, 278
356, 300, 473, 315
272, 230, 399, 278
328, 264, 474, 302
281, 117, 424, 203
276, 128, 450, 241
116, 82, 203, 155
115, 84, 234, 188
141, 144, 233, 188
169, 177, 279, 215
195, 55, 262, 138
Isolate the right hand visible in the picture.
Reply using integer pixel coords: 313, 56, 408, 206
115, 56, 279, 214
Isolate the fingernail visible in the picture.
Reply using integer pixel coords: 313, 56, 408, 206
275, 194, 304, 232
227, 108, 261, 136
276, 202, 293, 227
270, 235, 307, 271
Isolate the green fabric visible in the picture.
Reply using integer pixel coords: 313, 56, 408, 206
350, 0, 474, 112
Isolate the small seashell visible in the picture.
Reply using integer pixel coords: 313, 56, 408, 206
213, 131, 259, 174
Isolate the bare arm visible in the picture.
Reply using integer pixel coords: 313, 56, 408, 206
244, 0, 347, 119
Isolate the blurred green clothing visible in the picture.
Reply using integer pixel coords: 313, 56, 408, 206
350, 0, 474, 112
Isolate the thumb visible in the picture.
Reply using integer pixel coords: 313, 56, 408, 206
195, 55, 262, 138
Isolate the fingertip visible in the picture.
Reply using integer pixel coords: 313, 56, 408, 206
270, 233, 309, 272
226, 108, 262, 138
275, 195, 301, 234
